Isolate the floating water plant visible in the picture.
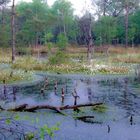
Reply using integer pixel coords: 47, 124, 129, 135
92, 104, 108, 113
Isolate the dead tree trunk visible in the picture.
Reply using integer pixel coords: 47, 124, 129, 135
79, 12, 94, 62
11, 0, 16, 63
87, 13, 94, 61
125, 4, 129, 48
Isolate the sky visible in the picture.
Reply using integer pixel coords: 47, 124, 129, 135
15, 0, 93, 16
47, 0, 93, 16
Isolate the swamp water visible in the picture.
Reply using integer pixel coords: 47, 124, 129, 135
0, 73, 140, 140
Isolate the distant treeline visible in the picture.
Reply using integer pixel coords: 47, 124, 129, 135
0, 0, 140, 48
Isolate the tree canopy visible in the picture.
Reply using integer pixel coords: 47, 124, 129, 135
0, 0, 140, 48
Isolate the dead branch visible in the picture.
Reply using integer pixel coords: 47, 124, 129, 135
8, 104, 28, 111
8, 103, 103, 113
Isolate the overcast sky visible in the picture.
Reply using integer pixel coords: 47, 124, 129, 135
15, 0, 93, 16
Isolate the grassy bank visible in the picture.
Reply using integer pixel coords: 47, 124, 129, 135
0, 46, 139, 80
0, 69, 33, 84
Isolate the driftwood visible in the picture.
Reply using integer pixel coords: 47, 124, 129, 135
8, 103, 103, 113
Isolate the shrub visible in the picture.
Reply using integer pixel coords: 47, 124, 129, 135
49, 51, 68, 65
57, 33, 68, 50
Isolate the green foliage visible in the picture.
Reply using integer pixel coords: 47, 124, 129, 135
14, 114, 20, 120
94, 16, 117, 45
5, 119, 11, 125
49, 51, 68, 64
92, 104, 108, 113
52, 0, 74, 29
40, 123, 60, 139
129, 10, 140, 44
0, 26, 11, 47
44, 32, 54, 51
0, 0, 140, 48
57, 33, 68, 50
25, 132, 35, 140
45, 32, 53, 42
16, 0, 52, 46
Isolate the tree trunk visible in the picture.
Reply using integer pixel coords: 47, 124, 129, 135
87, 13, 94, 62
35, 32, 40, 59
103, 0, 106, 16
11, 0, 16, 63
63, 22, 66, 37
125, 4, 129, 48
62, 12, 67, 38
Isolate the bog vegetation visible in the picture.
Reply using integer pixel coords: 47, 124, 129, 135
0, 0, 140, 139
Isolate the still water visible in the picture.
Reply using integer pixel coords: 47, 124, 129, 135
1, 73, 140, 140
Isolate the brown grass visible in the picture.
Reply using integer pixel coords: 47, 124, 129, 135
31, 46, 57, 54
111, 56, 140, 63
66, 45, 87, 53
108, 46, 140, 54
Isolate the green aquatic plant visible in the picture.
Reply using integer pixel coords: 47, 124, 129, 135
91, 104, 108, 113
5, 119, 11, 125
25, 132, 35, 140
40, 122, 60, 139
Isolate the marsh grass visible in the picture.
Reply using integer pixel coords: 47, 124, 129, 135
12, 58, 90, 74
0, 69, 33, 84
12, 56, 46, 71
1, 46, 139, 75
0, 48, 12, 63
110, 54, 140, 64
109, 47, 140, 54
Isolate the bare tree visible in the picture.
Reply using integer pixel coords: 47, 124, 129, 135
79, 12, 94, 61
11, 0, 15, 63
124, 1, 129, 48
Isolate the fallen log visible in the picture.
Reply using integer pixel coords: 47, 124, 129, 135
25, 105, 65, 115
59, 103, 103, 110
8, 103, 103, 112
8, 104, 28, 111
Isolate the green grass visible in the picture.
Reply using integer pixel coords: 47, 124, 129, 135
0, 69, 33, 84
11, 54, 132, 75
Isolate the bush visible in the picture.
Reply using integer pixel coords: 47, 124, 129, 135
49, 51, 68, 65
57, 33, 68, 50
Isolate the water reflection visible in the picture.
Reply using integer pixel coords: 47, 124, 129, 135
1, 75, 140, 115
0, 74, 140, 140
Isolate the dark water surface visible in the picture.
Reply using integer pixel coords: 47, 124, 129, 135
1, 74, 140, 140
